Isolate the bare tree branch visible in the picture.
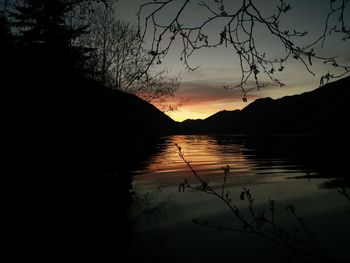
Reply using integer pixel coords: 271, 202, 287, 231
82, 3, 180, 110
138, 0, 349, 100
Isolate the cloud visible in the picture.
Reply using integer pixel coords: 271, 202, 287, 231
175, 81, 260, 104
165, 81, 263, 121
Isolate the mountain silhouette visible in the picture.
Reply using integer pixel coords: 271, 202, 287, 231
51, 82, 178, 263
94, 85, 177, 174
180, 76, 350, 134
96, 85, 176, 139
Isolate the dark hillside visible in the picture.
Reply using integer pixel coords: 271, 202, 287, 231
180, 76, 350, 134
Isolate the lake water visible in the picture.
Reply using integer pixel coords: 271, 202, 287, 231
128, 135, 350, 263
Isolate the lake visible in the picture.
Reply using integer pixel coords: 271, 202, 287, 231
128, 135, 350, 263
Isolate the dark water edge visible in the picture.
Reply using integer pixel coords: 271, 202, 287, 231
52, 136, 168, 263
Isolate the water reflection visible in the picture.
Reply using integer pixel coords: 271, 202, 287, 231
129, 135, 350, 263
133, 135, 320, 189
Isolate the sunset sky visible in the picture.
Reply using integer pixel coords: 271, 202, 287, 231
113, 0, 350, 121
4, 0, 347, 121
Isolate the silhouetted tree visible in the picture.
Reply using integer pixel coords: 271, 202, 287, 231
83, 3, 180, 110
0, 8, 13, 82
8, 0, 92, 74
0, 10, 11, 48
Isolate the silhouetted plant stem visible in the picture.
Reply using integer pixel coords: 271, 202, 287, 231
175, 143, 338, 263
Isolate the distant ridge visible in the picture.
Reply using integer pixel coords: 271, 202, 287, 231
179, 76, 350, 134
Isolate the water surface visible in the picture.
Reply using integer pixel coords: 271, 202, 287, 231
129, 135, 350, 262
